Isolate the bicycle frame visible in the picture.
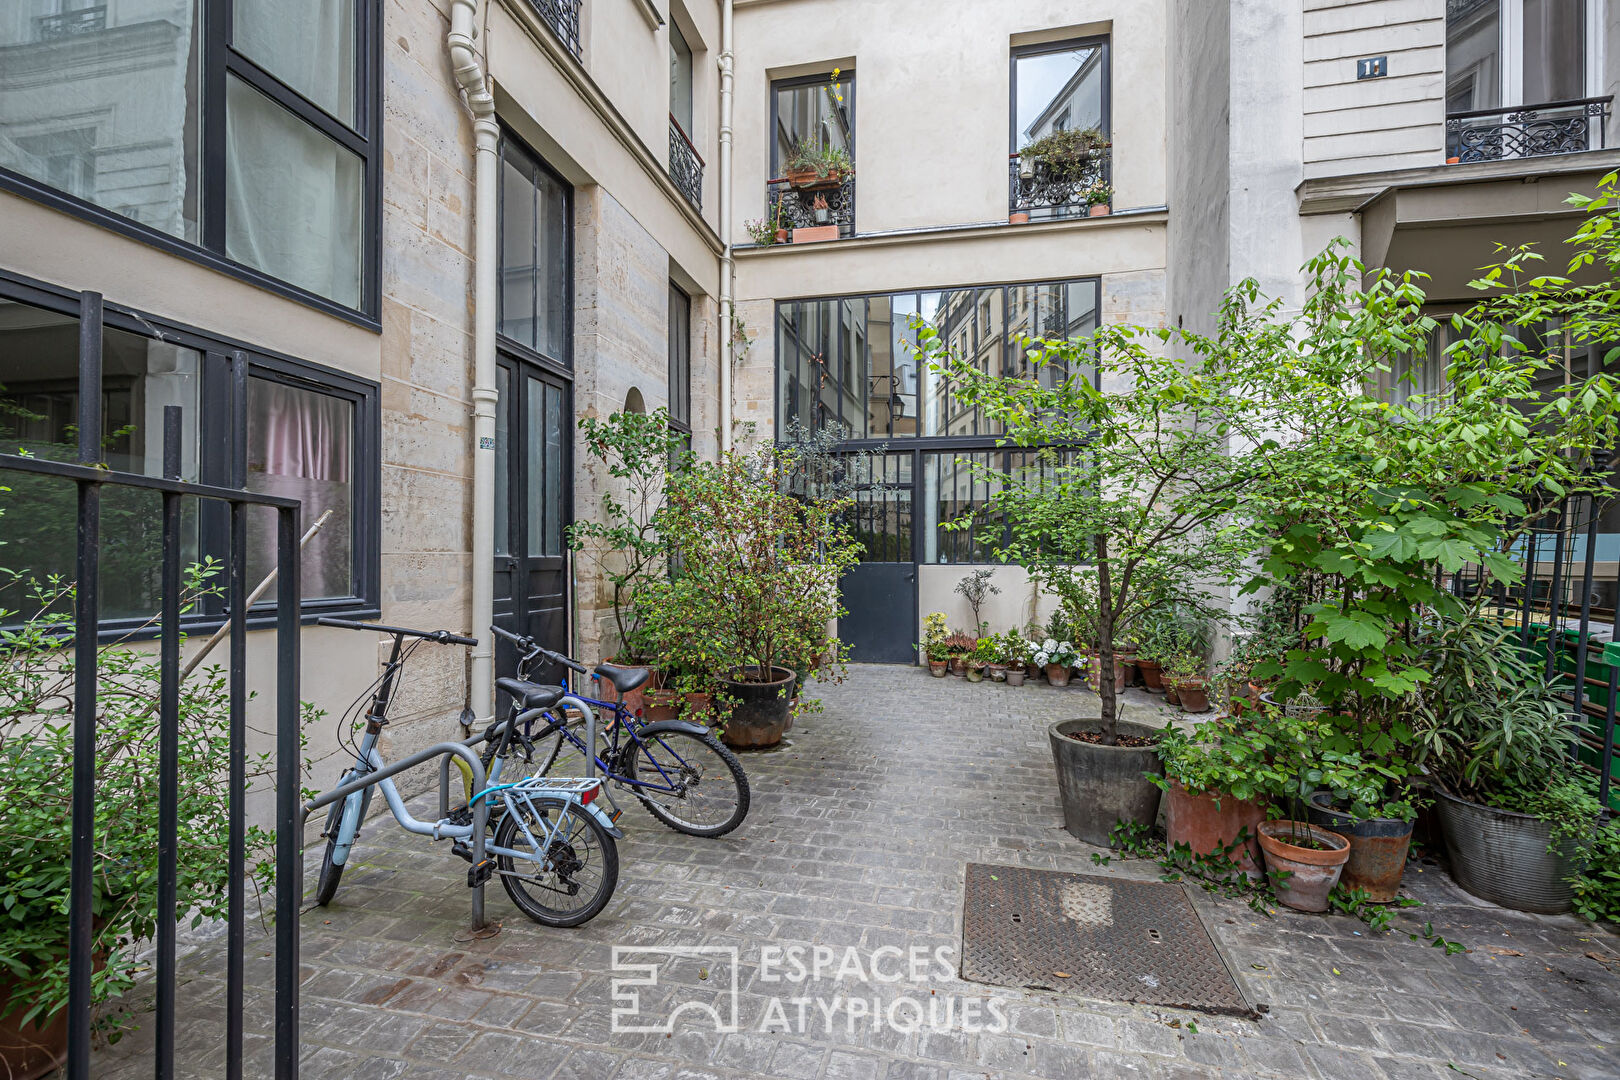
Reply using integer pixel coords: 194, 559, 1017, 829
526, 682, 704, 797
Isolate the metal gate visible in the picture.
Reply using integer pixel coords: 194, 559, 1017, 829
0, 291, 304, 1079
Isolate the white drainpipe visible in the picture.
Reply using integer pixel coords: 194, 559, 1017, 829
718, 0, 735, 453
449, 0, 500, 719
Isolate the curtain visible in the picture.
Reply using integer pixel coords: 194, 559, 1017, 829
246, 378, 353, 599
232, 0, 355, 122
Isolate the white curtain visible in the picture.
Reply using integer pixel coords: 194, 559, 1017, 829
232, 0, 355, 122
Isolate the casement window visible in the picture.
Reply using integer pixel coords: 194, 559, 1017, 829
668, 282, 692, 441
0, 1, 381, 320
498, 135, 572, 368
1009, 37, 1111, 219
0, 272, 379, 631
768, 71, 855, 236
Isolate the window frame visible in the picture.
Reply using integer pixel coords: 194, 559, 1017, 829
1009, 35, 1112, 156
0, 0, 384, 327
667, 281, 692, 434
0, 266, 381, 638
768, 69, 857, 235
496, 127, 575, 379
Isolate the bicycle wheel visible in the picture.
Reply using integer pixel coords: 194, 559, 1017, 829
315, 838, 343, 906
494, 795, 619, 927
624, 729, 750, 837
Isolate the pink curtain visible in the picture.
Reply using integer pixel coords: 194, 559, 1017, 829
250, 380, 350, 481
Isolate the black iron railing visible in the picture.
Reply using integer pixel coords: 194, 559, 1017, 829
35, 5, 106, 39
1008, 151, 1110, 219
1, 295, 305, 1079
529, 0, 582, 59
1447, 96, 1612, 163
768, 175, 855, 238
669, 116, 703, 211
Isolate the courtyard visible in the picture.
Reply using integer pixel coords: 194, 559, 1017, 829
95, 666, 1620, 1080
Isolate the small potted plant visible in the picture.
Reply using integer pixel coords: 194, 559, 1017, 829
966, 638, 996, 683
744, 205, 788, 246
1032, 638, 1081, 687
1164, 653, 1210, 713
920, 612, 949, 677
783, 140, 853, 191
1003, 632, 1030, 687
945, 631, 976, 677
1086, 182, 1113, 216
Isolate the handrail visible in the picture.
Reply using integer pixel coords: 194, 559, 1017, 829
1446, 94, 1613, 121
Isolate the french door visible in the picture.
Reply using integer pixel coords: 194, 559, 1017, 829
838, 451, 919, 663
493, 355, 571, 681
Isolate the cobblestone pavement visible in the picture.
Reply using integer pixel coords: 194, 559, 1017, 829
99, 665, 1620, 1079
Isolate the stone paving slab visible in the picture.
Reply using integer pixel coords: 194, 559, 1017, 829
91, 665, 1620, 1079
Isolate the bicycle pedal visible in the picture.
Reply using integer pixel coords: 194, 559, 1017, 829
450, 841, 473, 863
468, 858, 495, 888
608, 807, 624, 824
445, 805, 474, 827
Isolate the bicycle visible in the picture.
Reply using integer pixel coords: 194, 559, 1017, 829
489, 625, 752, 837
309, 617, 623, 927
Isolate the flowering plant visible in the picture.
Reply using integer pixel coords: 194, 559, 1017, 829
1031, 638, 1081, 668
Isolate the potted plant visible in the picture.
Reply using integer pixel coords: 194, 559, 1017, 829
1032, 638, 1080, 687
783, 140, 853, 191
955, 568, 999, 637
945, 631, 975, 677
1164, 653, 1210, 713
920, 611, 950, 676
1016, 126, 1109, 183
1002, 632, 1030, 687
1086, 182, 1113, 216
966, 637, 995, 683
744, 205, 788, 246
1153, 716, 1277, 877
648, 443, 861, 749
1256, 820, 1352, 913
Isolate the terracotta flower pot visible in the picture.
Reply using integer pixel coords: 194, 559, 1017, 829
1045, 663, 1072, 687
1088, 203, 1110, 216
1086, 656, 1127, 693
1177, 678, 1212, 714
775, 227, 789, 243
951, 656, 968, 677
988, 663, 1008, 682
1137, 658, 1164, 692
1163, 679, 1181, 707
682, 691, 713, 720
0, 983, 67, 1080
643, 688, 680, 722
1009, 211, 1030, 224
928, 659, 948, 677
1165, 780, 1268, 877
1257, 820, 1351, 912
1005, 668, 1026, 687
607, 656, 651, 715
966, 664, 985, 683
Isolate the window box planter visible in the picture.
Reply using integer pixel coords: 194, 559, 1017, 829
791, 224, 839, 244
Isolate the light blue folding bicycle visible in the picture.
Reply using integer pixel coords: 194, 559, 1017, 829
309, 618, 622, 927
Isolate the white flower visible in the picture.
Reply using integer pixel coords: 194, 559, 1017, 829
1043, 638, 1058, 651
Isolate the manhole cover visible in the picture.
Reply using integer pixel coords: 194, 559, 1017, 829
961, 864, 1251, 1016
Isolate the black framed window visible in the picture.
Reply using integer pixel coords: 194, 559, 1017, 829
498, 133, 572, 368
0, 270, 380, 632
768, 70, 855, 237
0, 0, 382, 321
668, 282, 691, 433
1010, 37, 1110, 220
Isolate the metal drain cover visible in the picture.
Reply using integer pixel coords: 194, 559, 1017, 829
961, 864, 1251, 1016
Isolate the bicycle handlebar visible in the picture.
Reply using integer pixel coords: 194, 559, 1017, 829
316, 616, 478, 647
489, 624, 590, 674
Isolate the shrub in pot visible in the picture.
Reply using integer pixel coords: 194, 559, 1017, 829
921, 612, 950, 676
646, 444, 861, 749
1152, 717, 1279, 876
1032, 638, 1080, 687
944, 631, 975, 677
1164, 653, 1210, 713
1001, 631, 1031, 687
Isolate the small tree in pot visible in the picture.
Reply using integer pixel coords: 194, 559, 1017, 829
652, 444, 861, 748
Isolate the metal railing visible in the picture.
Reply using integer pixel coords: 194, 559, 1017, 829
668, 116, 703, 211
767, 175, 855, 238
1446, 96, 1612, 163
1008, 151, 1110, 219
528, 0, 582, 59
1, 293, 305, 1080
35, 5, 106, 39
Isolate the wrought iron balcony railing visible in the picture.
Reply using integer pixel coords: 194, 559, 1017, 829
1008, 150, 1110, 219
35, 5, 107, 40
668, 116, 703, 211
767, 175, 855, 238
528, 0, 582, 59
1446, 96, 1612, 163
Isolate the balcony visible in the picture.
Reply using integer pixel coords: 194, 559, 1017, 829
767, 176, 855, 242
1446, 96, 1612, 164
668, 116, 703, 211
1008, 149, 1111, 222
528, 0, 581, 59
35, 5, 106, 40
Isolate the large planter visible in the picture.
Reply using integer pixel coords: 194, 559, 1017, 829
643, 689, 680, 722
1137, 658, 1165, 692
1433, 788, 1575, 914
1165, 780, 1268, 877
1045, 663, 1072, 687
1176, 678, 1212, 714
1306, 791, 1414, 903
717, 667, 796, 749
1048, 718, 1164, 846
0, 977, 67, 1080
1257, 820, 1351, 912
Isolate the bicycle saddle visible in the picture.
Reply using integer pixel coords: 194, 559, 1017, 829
594, 663, 649, 694
496, 677, 564, 709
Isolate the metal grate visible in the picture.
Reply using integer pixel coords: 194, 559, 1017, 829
961, 864, 1252, 1017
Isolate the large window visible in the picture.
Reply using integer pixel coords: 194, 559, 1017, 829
0, 274, 379, 629
769, 71, 855, 236
499, 134, 572, 366
776, 279, 1099, 440
668, 282, 691, 434
0, 0, 380, 317
1010, 37, 1110, 219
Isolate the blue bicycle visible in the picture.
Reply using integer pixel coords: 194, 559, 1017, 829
491, 626, 751, 837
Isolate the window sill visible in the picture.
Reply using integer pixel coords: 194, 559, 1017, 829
735, 204, 1168, 256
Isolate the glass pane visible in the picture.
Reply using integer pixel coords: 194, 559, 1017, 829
771, 75, 854, 175
0, 301, 202, 621
0, 1, 203, 242
225, 75, 363, 306
234, 0, 357, 123
1522, 0, 1584, 103
494, 365, 510, 558
544, 382, 564, 557
500, 153, 538, 348
526, 377, 544, 557
923, 451, 1001, 564
245, 376, 354, 600
667, 283, 691, 426
1446, 0, 1502, 113
669, 22, 694, 137
538, 167, 569, 363
847, 452, 912, 562
1013, 43, 1105, 150
866, 295, 917, 438
777, 300, 834, 436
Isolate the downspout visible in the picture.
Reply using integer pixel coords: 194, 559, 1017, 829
449, 0, 500, 720
718, 0, 735, 453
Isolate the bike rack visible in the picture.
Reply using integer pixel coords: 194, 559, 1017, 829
303, 741, 493, 929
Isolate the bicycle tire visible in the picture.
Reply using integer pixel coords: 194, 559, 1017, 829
625, 730, 750, 838
494, 795, 619, 927
315, 838, 343, 906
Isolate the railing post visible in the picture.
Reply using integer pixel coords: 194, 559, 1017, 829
155, 406, 184, 1079
274, 504, 301, 1080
